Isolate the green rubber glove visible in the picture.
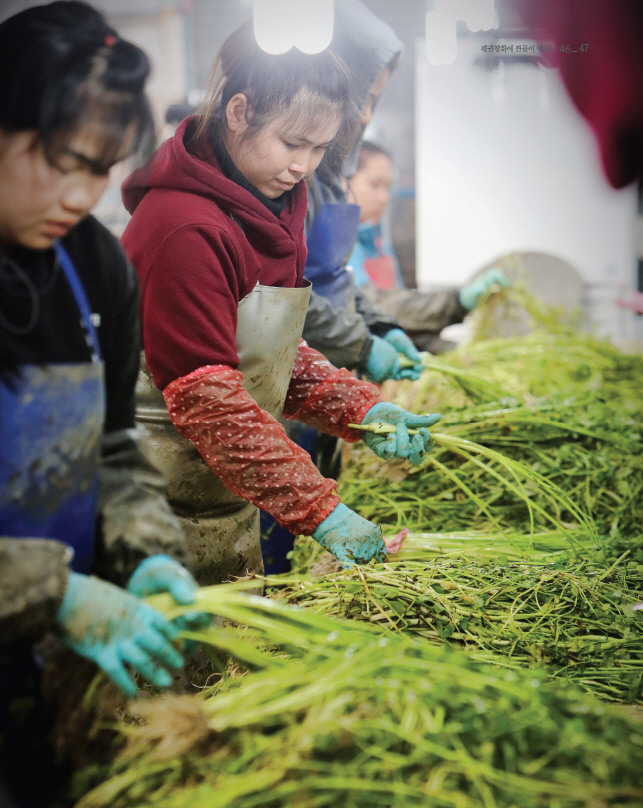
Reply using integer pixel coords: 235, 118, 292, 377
128, 555, 212, 652
56, 572, 184, 697
361, 402, 441, 465
127, 554, 198, 603
382, 329, 423, 380
312, 502, 386, 567
459, 268, 511, 311
363, 335, 401, 383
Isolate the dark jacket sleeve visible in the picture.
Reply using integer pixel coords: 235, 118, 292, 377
359, 284, 468, 334
354, 287, 400, 337
91, 226, 188, 586
94, 429, 189, 587
302, 289, 374, 371
0, 539, 71, 645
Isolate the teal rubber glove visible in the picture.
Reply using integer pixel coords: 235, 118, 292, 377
361, 402, 441, 465
56, 572, 184, 698
128, 555, 212, 648
363, 335, 401, 383
459, 268, 511, 311
312, 502, 386, 567
382, 329, 423, 380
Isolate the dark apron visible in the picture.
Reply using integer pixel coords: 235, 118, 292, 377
0, 242, 104, 573
303, 177, 361, 310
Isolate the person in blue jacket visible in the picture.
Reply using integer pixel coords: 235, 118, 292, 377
348, 141, 510, 353
261, 0, 431, 573
0, 4, 206, 805
300, 0, 423, 384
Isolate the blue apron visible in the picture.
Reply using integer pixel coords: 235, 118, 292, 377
0, 242, 104, 573
303, 177, 360, 310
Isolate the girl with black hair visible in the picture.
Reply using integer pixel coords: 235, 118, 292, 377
0, 5, 205, 803
121, 20, 440, 584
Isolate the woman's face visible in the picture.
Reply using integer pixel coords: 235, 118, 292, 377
0, 126, 113, 250
224, 94, 341, 199
350, 152, 393, 224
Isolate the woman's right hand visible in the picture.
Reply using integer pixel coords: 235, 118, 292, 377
311, 503, 387, 567
55, 572, 184, 697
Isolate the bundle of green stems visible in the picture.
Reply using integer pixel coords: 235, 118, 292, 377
72, 582, 643, 808
344, 287, 643, 539
70, 291, 643, 807
342, 394, 643, 538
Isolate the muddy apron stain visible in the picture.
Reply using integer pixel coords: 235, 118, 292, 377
135, 281, 311, 585
0, 242, 104, 573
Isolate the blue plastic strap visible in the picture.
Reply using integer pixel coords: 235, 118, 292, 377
54, 241, 102, 362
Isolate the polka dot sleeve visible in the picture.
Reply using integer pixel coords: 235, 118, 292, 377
163, 365, 340, 535
283, 341, 382, 441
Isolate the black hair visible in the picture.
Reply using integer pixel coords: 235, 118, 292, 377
0, 2, 154, 383
0, 0, 154, 174
195, 19, 358, 163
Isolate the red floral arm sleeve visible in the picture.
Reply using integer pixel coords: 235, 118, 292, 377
163, 365, 340, 535
283, 341, 382, 442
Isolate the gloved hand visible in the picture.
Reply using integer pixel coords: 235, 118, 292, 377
127, 555, 212, 648
55, 572, 184, 698
363, 335, 401, 383
382, 329, 423, 380
360, 402, 441, 465
459, 268, 511, 311
312, 502, 386, 567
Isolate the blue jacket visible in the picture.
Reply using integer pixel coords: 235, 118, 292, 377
349, 221, 405, 290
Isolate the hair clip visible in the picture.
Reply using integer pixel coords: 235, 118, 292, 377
104, 34, 117, 47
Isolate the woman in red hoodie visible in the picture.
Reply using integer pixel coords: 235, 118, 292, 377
121, 21, 440, 581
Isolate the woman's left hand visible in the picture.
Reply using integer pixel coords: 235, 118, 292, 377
382, 329, 423, 380
360, 402, 441, 465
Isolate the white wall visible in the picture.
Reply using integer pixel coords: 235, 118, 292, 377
415, 35, 639, 342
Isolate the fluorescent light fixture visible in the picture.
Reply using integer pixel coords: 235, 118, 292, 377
427, 0, 495, 65
253, 0, 334, 55
436, 0, 494, 31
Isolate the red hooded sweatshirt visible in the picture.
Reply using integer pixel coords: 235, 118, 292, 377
122, 116, 310, 388
120, 117, 382, 535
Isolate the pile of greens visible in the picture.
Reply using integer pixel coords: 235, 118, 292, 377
68, 290, 643, 807
342, 287, 643, 539
275, 548, 643, 703
72, 583, 643, 808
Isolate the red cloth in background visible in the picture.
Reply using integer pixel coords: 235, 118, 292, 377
519, 0, 643, 188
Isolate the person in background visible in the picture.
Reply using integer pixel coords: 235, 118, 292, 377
260, 0, 429, 574
0, 4, 206, 804
121, 20, 441, 586
347, 141, 510, 353
301, 0, 424, 385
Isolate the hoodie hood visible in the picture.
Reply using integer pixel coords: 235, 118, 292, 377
317, 1, 402, 193
122, 116, 307, 247
122, 117, 220, 216
330, 0, 403, 107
